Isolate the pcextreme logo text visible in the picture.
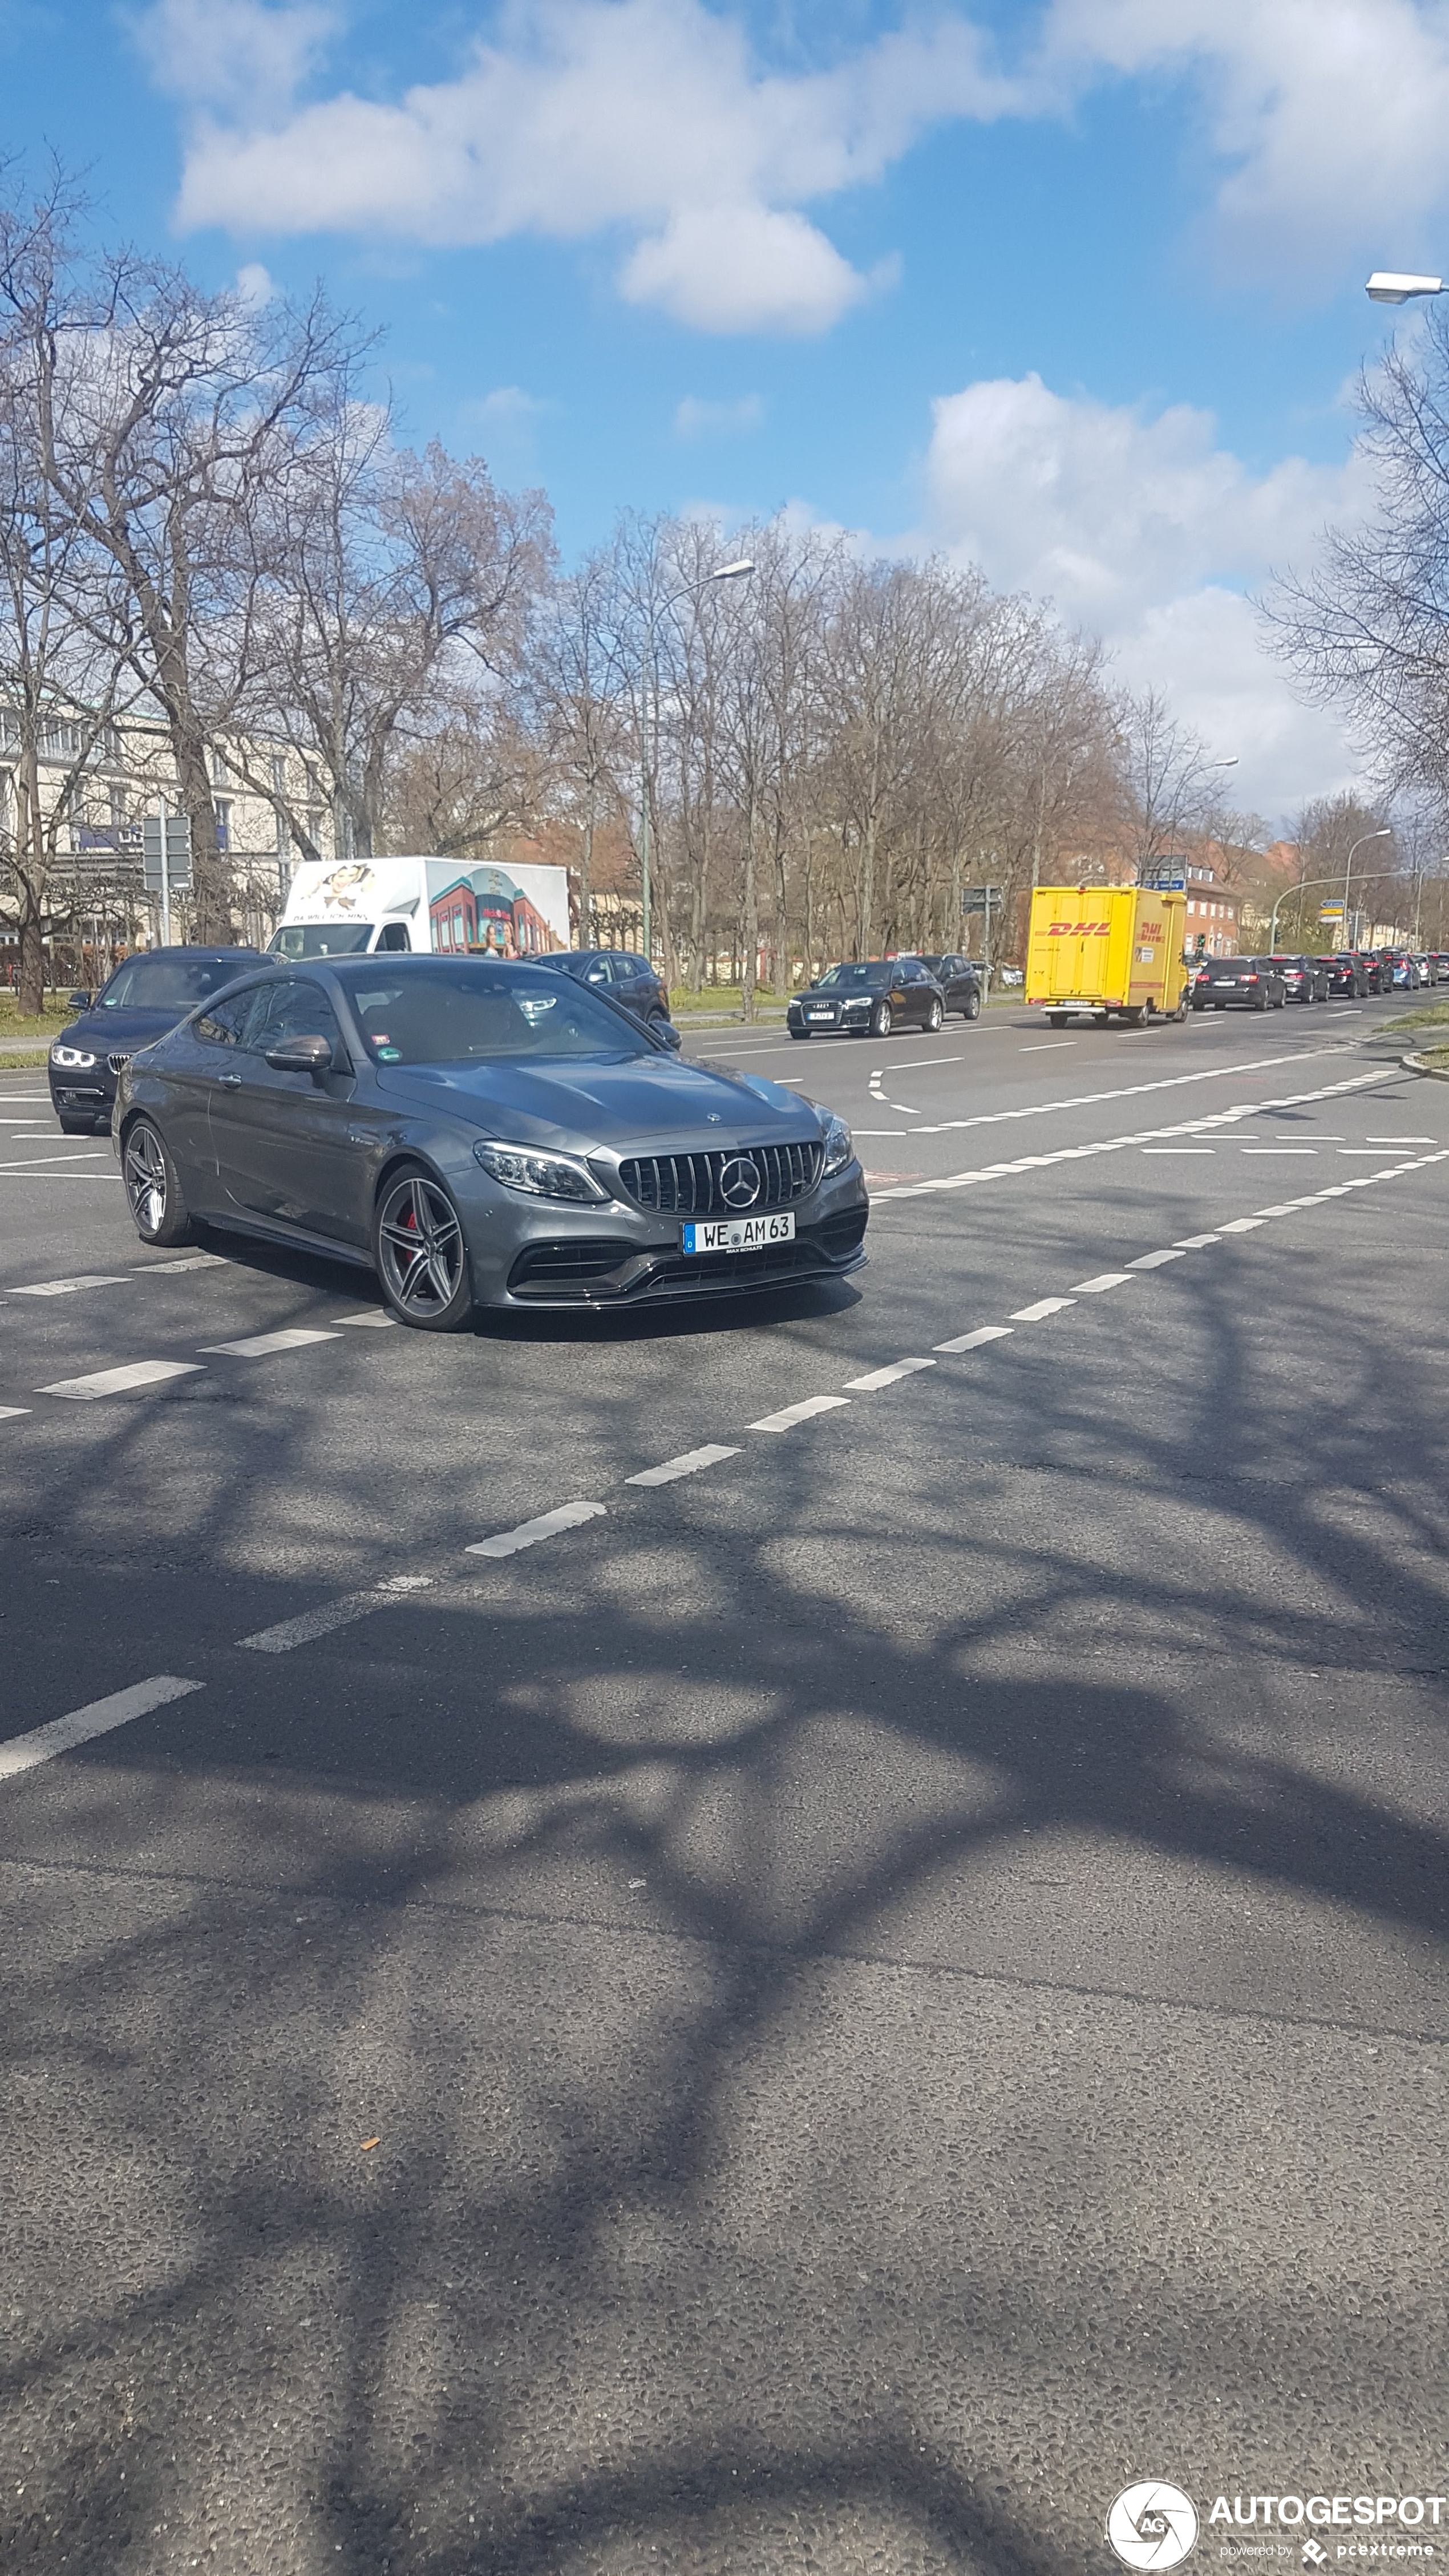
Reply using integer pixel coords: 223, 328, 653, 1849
1108, 2485, 1447, 2573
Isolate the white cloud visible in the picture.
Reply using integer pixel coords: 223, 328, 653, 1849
234, 258, 274, 306
468, 384, 555, 428
626, 206, 867, 335
921, 371, 1374, 819
131, 0, 335, 116
674, 391, 766, 438
1041, 0, 1449, 277
145, 0, 1015, 334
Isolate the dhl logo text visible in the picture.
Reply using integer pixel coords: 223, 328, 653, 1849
1046, 921, 1111, 936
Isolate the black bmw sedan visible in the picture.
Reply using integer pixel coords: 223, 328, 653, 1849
47, 946, 260, 1132
787, 958, 945, 1039
114, 957, 868, 1327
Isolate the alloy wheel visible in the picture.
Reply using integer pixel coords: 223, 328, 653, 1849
124, 1124, 167, 1234
377, 1173, 466, 1318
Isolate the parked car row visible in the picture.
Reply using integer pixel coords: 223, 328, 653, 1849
1189, 949, 1446, 1010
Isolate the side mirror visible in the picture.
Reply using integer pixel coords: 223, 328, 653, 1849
658, 1020, 682, 1050
70, 990, 91, 1010
265, 1033, 334, 1080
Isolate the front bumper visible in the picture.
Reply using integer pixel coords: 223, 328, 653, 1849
48, 1073, 115, 1116
460, 1164, 871, 1309
787, 1003, 872, 1035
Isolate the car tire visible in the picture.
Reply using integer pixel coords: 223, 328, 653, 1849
373, 1163, 474, 1331
924, 998, 944, 1032
122, 1116, 195, 1247
871, 1001, 893, 1038
962, 991, 981, 1022
1047, 1012, 1065, 1028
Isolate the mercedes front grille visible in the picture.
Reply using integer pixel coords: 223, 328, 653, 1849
617, 1141, 824, 1216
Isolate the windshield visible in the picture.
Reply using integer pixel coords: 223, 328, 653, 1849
270, 924, 375, 959
99, 955, 246, 1010
337, 962, 650, 1064
814, 963, 887, 989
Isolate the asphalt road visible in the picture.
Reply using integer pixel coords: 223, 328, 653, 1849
2, 994, 1447, 2576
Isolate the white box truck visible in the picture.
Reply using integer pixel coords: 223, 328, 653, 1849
269, 856, 573, 961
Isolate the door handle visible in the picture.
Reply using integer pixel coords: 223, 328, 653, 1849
217, 1072, 242, 1087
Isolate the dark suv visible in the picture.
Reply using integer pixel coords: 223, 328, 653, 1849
1265, 954, 1327, 1003
916, 954, 983, 1020
788, 958, 946, 1038
1320, 954, 1368, 998
537, 949, 671, 1032
1191, 958, 1286, 1011
47, 946, 260, 1133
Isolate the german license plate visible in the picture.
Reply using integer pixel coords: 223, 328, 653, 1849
682, 1212, 796, 1254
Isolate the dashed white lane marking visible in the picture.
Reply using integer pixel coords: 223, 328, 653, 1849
1338, 1146, 1409, 1156
749, 1394, 851, 1432
1218, 1216, 1266, 1233
889, 1055, 964, 1070
871, 1066, 1393, 1200
10, 1274, 128, 1297
336, 1310, 397, 1328
875, 1044, 1349, 1146
240, 1575, 433, 1653
199, 1328, 343, 1359
1241, 1146, 1317, 1155
1140, 1147, 1214, 1153
1174, 1232, 1221, 1248
0, 1675, 203, 1783
1128, 1249, 1187, 1269
1019, 1041, 1076, 1051
139, 1253, 226, 1274
0, 1151, 110, 1169
466, 1500, 607, 1558
1070, 1272, 1134, 1293
0, 1406, 31, 1421
844, 1357, 936, 1391
934, 1326, 1014, 1353
625, 1444, 740, 1487
1010, 1297, 1076, 1322
39, 1359, 203, 1400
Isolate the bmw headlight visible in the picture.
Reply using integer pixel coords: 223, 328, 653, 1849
821, 1112, 854, 1176
51, 1044, 97, 1069
472, 1140, 608, 1202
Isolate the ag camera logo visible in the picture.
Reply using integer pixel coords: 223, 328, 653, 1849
1108, 2482, 1200, 2571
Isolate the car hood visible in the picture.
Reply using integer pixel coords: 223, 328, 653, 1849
375, 1052, 819, 1150
58, 1005, 192, 1053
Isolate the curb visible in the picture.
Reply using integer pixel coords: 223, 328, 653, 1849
1402, 1049, 1449, 1081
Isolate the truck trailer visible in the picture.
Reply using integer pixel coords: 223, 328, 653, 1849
1025, 885, 1189, 1028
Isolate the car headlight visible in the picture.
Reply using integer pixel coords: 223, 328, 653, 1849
472, 1140, 608, 1201
821, 1112, 854, 1176
51, 1044, 98, 1068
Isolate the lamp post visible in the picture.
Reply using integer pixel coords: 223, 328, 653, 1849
638, 558, 754, 971
1266, 868, 1367, 952
1343, 827, 1392, 947
1366, 273, 1445, 304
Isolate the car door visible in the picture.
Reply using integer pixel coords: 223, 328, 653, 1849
209, 975, 363, 1244
163, 982, 270, 1208
902, 961, 932, 1026
608, 951, 649, 1019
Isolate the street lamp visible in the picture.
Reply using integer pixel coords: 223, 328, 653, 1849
638, 558, 754, 970
1366, 273, 1444, 304
1266, 868, 1363, 952
1343, 827, 1392, 945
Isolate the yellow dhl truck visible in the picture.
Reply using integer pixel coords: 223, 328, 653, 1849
1025, 885, 1189, 1028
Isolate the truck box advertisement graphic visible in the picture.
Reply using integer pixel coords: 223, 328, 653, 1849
275, 856, 572, 959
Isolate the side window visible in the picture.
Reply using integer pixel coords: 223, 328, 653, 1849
194, 986, 264, 1047
629, 954, 654, 978
250, 978, 345, 1059
377, 921, 410, 952
582, 956, 613, 985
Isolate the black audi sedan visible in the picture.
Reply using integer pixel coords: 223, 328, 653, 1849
114, 957, 867, 1326
1190, 958, 1286, 1010
1320, 953, 1367, 997
536, 948, 671, 1032
47, 945, 261, 1133
916, 954, 983, 1020
787, 958, 946, 1039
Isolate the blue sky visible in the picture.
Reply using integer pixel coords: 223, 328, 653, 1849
6, 0, 1447, 823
